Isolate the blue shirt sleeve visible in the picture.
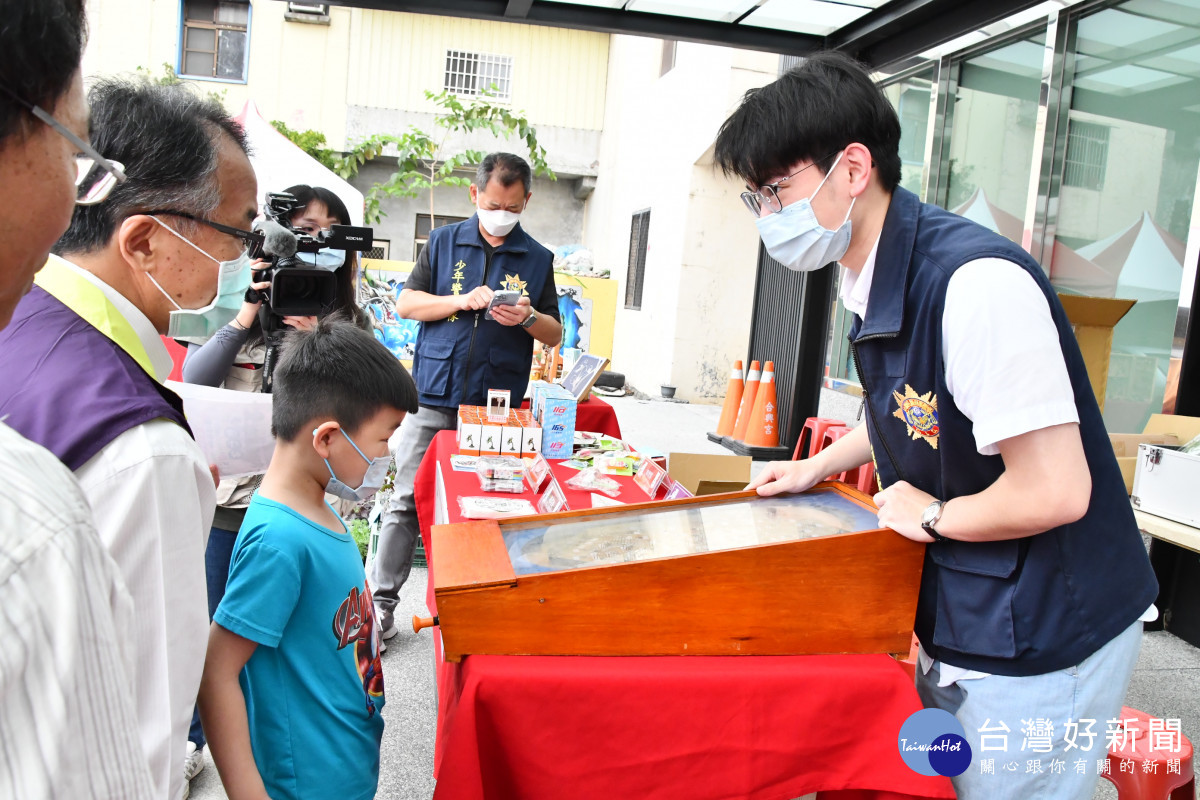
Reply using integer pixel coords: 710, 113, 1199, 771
214, 533, 302, 648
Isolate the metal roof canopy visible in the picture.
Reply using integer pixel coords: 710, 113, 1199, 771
324, 0, 1048, 69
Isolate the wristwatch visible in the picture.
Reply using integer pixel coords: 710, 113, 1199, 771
921, 500, 949, 542
520, 309, 538, 329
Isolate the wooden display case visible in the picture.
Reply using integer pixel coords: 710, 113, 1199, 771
429, 484, 925, 661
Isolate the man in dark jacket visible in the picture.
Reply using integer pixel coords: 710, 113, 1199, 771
371, 152, 562, 638
716, 52, 1156, 800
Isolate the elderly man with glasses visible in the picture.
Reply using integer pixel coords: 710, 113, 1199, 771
0, 2, 155, 797
0, 77, 259, 800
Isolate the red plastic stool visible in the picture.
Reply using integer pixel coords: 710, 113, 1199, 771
821, 425, 856, 481
1103, 706, 1195, 799
847, 460, 877, 494
792, 417, 846, 461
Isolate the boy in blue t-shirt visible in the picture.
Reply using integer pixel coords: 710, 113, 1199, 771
199, 317, 417, 800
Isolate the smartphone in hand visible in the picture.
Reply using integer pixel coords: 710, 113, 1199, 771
485, 290, 522, 321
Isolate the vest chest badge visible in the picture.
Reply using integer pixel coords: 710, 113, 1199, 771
892, 384, 939, 450
503, 274, 529, 296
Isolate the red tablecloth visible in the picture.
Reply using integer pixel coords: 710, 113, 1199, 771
414, 431, 953, 800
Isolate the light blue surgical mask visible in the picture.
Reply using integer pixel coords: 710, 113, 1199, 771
320, 427, 392, 502
754, 151, 855, 272
297, 247, 346, 270
148, 216, 253, 339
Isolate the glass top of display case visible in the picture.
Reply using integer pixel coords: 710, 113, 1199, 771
500, 488, 881, 577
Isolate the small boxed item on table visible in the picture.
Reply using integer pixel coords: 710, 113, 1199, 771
476, 455, 526, 493
1132, 438, 1200, 527
540, 387, 577, 460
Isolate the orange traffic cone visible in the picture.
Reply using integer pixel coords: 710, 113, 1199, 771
714, 360, 744, 436
731, 360, 761, 441
744, 361, 779, 447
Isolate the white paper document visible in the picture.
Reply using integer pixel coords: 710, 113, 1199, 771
167, 381, 275, 479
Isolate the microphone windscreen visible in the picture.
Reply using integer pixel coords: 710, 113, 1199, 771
253, 219, 298, 258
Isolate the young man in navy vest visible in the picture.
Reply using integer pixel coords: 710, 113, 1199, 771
371, 152, 563, 638
0, 79, 259, 800
716, 52, 1157, 799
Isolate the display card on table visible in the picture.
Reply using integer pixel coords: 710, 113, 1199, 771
634, 457, 668, 498
525, 454, 551, 493
537, 477, 569, 515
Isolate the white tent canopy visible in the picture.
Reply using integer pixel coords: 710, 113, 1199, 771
233, 100, 365, 227
1078, 212, 1185, 303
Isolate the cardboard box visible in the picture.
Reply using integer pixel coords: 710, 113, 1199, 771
1133, 444, 1200, 527
1110, 414, 1200, 494
1058, 294, 1135, 413
667, 453, 752, 495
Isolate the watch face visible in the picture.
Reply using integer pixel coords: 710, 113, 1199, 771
922, 502, 941, 526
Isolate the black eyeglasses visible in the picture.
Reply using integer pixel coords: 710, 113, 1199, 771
0, 83, 127, 205
143, 209, 265, 255
740, 152, 839, 217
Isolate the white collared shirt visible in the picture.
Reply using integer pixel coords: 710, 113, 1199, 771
0, 421, 155, 798
53, 256, 215, 800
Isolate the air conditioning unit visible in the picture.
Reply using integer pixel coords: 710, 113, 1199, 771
287, 3, 329, 13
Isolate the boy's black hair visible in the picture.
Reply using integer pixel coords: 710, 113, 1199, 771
271, 314, 418, 441
714, 51, 902, 193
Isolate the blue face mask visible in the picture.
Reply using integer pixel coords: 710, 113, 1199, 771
148, 216, 253, 339
320, 427, 391, 502
754, 151, 855, 273
297, 247, 346, 270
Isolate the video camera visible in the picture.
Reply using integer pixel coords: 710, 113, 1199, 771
248, 191, 374, 318
248, 191, 374, 391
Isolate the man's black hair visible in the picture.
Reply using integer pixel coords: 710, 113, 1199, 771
714, 51, 902, 193
271, 314, 418, 441
54, 78, 250, 254
475, 152, 533, 195
0, 0, 86, 142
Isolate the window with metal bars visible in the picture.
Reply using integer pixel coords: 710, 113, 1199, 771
1063, 119, 1110, 191
413, 215, 467, 261
444, 50, 513, 101
180, 0, 250, 82
625, 209, 650, 310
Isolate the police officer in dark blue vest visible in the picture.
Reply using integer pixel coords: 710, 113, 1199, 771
371, 152, 562, 639
715, 52, 1157, 799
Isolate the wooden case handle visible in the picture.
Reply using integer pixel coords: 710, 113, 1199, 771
412, 615, 438, 633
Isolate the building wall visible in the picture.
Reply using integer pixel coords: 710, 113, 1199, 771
584, 36, 777, 402
80, 3, 608, 154
345, 11, 608, 132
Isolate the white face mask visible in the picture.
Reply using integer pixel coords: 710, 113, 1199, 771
320, 427, 391, 502
148, 216, 252, 338
476, 206, 522, 238
754, 151, 855, 272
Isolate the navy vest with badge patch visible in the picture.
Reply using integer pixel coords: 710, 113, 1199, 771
412, 215, 553, 408
850, 187, 1157, 677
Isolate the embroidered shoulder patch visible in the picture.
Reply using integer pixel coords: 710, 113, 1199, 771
892, 385, 939, 450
